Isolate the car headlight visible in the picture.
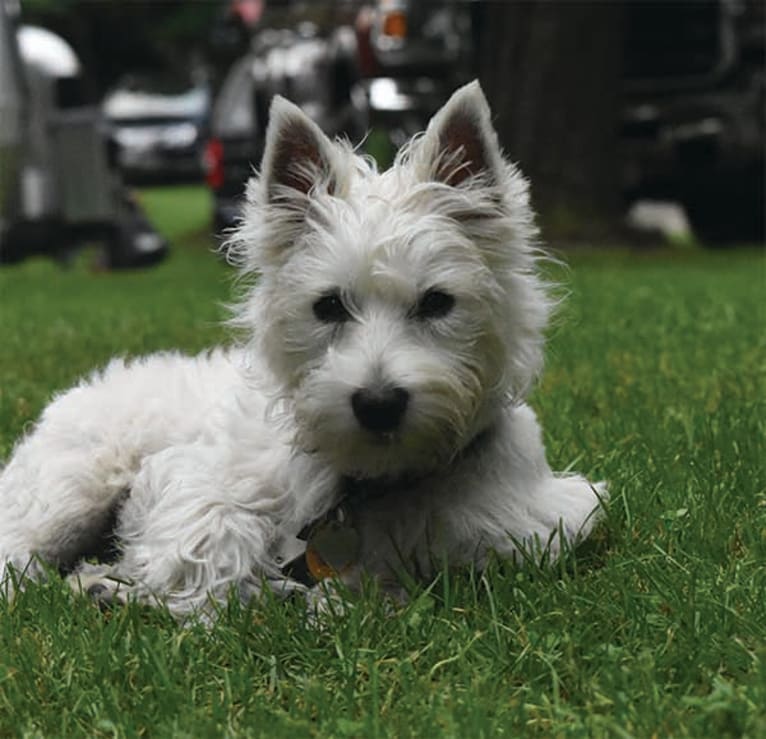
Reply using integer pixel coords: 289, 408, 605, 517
161, 122, 199, 148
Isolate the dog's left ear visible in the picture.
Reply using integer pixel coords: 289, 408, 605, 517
260, 95, 338, 202
418, 80, 503, 188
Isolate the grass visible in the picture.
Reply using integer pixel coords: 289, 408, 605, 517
0, 186, 764, 737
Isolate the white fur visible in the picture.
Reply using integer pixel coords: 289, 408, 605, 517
0, 82, 606, 617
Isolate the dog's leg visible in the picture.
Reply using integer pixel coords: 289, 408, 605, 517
0, 360, 164, 590
0, 351, 242, 597
431, 403, 608, 569
485, 405, 608, 563
68, 442, 292, 618
0, 416, 136, 590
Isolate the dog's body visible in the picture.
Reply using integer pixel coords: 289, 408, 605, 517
0, 82, 605, 617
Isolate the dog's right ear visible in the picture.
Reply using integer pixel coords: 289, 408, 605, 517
416, 80, 504, 189
260, 96, 337, 202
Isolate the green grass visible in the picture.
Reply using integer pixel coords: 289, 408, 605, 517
0, 187, 764, 737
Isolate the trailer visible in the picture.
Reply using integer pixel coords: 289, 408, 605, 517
0, 1, 167, 268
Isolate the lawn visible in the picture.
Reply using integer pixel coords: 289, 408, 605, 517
0, 187, 763, 737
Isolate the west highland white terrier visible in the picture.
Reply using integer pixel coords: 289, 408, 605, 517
0, 82, 606, 618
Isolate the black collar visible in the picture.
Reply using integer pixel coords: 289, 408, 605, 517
338, 426, 493, 503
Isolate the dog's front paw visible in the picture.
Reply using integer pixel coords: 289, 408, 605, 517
303, 579, 353, 627
262, 575, 309, 601
66, 565, 133, 609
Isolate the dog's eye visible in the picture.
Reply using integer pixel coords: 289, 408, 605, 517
313, 292, 351, 323
414, 289, 455, 320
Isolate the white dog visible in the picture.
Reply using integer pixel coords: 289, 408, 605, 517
0, 82, 606, 618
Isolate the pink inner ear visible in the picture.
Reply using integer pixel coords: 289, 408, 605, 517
437, 112, 489, 187
269, 120, 334, 199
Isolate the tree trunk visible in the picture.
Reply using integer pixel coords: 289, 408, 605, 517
474, 1, 625, 242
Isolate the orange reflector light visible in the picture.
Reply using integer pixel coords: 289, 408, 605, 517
382, 10, 407, 39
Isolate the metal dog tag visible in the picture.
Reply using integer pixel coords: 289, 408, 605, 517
305, 505, 360, 581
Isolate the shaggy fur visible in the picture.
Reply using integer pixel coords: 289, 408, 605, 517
0, 82, 606, 617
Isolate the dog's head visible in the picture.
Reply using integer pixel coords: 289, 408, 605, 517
233, 81, 552, 479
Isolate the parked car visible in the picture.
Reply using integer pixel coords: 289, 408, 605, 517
103, 76, 211, 185
351, 0, 472, 163
205, 23, 359, 234
0, 2, 167, 268
622, 0, 764, 243
205, 2, 474, 234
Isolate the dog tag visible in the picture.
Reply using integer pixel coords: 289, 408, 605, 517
305, 507, 360, 581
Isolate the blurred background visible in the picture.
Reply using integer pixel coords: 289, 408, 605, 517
0, 0, 763, 269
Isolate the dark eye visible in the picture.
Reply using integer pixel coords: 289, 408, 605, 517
313, 292, 351, 323
414, 289, 455, 320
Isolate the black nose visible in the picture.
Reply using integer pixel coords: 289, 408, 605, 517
351, 387, 409, 434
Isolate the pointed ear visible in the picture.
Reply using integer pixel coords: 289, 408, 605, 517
261, 96, 337, 201
419, 81, 503, 187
